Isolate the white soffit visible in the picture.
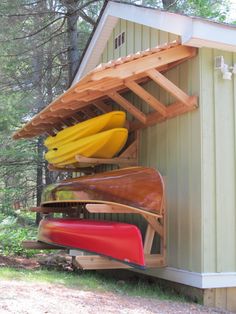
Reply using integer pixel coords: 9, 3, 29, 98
73, 1, 236, 84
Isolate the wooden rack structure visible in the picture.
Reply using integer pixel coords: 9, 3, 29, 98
47, 131, 140, 172
23, 192, 166, 270
19, 41, 198, 271
13, 42, 198, 140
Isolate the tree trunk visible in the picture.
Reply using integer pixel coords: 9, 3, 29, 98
64, 0, 80, 85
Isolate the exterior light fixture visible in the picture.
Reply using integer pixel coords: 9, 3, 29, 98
215, 56, 235, 80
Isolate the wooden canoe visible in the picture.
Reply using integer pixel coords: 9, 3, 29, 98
45, 128, 128, 166
41, 167, 165, 216
38, 218, 145, 268
44, 111, 126, 149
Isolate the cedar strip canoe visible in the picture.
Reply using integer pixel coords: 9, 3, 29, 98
41, 167, 164, 215
38, 218, 145, 268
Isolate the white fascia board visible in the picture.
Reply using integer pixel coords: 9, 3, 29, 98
72, 8, 118, 84
107, 2, 192, 36
182, 19, 236, 52
73, 1, 236, 85
135, 267, 236, 289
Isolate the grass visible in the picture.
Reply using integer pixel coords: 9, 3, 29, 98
0, 212, 187, 302
0, 267, 186, 302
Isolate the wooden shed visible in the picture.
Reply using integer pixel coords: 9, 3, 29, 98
14, 1, 236, 311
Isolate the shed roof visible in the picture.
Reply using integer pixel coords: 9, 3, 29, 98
13, 41, 197, 139
73, 0, 236, 84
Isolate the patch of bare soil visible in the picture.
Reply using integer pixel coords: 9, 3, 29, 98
0, 256, 233, 314
0, 255, 39, 270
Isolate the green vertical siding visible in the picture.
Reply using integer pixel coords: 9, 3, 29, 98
200, 48, 236, 272
99, 19, 202, 273
100, 19, 178, 62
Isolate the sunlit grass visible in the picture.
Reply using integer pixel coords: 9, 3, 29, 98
0, 267, 186, 302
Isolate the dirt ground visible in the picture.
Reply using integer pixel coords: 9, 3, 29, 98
0, 256, 233, 314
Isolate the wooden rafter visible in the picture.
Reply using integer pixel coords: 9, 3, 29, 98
93, 100, 112, 113
146, 68, 197, 108
13, 42, 198, 139
107, 91, 147, 124
125, 80, 167, 117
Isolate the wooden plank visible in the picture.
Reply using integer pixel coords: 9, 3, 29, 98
22, 240, 65, 250
47, 163, 95, 173
93, 100, 112, 113
107, 91, 147, 124
75, 155, 137, 166
125, 80, 167, 117
85, 204, 135, 214
142, 215, 164, 237
143, 224, 155, 254
226, 288, 236, 312
89, 45, 197, 81
29, 206, 76, 214
146, 69, 198, 108
85, 203, 161, 217
74, 254, 165, 270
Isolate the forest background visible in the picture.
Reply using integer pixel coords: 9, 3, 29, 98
0, 0, 234, 228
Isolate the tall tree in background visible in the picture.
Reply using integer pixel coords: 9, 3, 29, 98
0, 0, 103, 216
0, 0, 231, 216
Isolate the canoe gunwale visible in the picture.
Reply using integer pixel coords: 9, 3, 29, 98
41, 200, 163, 218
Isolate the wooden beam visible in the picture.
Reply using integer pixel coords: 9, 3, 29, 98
74, 254, 165, 270
80, 107, 96, 119
74, 155, 137, 166
85, 204, 135, 214
85, 203, 161, 218
146, 69, 198, 108
129, 97, 198, 131
89, 45, 197, 81
22, 240, 65, 250
107, 91, 147, 124
125, 80, 167, 117
143, 225, 155, 254
29, 206, 77, 214
47, 163, 94, 173
93, 100, 112, 113
142, 214, 164, 237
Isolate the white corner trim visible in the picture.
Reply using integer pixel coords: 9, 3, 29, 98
139, 267, 236, 289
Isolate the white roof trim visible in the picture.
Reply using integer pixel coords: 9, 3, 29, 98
72, 1, 236, 85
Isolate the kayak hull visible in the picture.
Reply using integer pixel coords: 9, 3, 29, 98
38, 218, 145, 268
44, 111, 126, 149
45, 128, 128, 165
41, 167, 164, 215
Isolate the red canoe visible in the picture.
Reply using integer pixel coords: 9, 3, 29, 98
38, 218, 145, 269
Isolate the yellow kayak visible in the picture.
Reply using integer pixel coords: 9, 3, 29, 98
45, 128, 128, 166
44, 111, 126, 149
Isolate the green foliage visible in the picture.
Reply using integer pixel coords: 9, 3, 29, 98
0, 212, 38, 257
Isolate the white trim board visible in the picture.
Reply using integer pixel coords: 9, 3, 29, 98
136, 267, 236, 289
73, 1, 236, 84
70, 249, 236, 289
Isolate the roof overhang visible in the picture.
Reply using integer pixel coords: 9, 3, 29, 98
73, 1, 236, 84
13, 42, 198, 140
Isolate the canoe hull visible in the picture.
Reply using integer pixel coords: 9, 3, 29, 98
41, 167, 164, 215
38, 218, 145, 268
